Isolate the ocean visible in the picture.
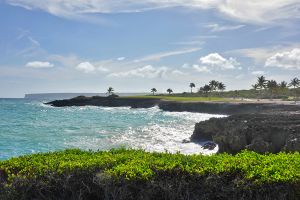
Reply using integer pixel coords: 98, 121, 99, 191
0, 98, 225, 160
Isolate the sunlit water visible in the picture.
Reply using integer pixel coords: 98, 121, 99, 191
0, 99, 226, 160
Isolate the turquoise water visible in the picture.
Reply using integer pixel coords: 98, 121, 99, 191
0, 99, 225, 160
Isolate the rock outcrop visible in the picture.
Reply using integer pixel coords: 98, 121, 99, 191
46, 96, 300, 154
47, 96, 298, 115
191, 113, 300, 153
46, 96, 160, 108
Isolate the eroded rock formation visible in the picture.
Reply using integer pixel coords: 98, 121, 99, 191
191, 113, 300, 153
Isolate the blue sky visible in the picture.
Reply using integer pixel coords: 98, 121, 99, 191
1, 0, 300, 97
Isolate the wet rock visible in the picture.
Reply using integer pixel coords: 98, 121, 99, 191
202, 142, 217, 150
182, 139, 191, 143
192, 113, 300, 154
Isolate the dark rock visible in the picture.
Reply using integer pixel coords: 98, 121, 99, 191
182, 139, 191, 143
191, 113, 300, 154
202, 142, 217, 150
46, 96, 300, 154
46, 96, 161, 108
47, 96, 299, 115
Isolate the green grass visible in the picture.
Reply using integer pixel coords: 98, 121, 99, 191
125, 95, 233, 102
1, 149, 299, 184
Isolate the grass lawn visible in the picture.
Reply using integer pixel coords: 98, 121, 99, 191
125, 95, 233, 102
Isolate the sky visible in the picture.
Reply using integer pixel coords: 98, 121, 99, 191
0, 0, 300, 97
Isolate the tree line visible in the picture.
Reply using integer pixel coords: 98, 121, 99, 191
106, 76, 300, 99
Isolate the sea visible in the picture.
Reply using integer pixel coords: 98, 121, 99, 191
0, 98, 226, 160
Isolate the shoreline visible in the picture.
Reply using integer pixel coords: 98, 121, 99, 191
46, 96, 300, 154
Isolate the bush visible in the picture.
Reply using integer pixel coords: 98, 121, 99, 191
0, 149, 299, 200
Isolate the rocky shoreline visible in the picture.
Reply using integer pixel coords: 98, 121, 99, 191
46, 96, 300, 154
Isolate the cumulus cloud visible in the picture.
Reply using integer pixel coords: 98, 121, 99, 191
199, 53, 240, 70
205, 23, 245, 32
108, 65, 168, 78
76, 62, 109, 73
25, 61, 54, 68
265, 48, 300, 69
251, 70, 265, 75
192, 65, 210, 73
6, 0, 300, 24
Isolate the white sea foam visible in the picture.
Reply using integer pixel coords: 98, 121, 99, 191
107, 108, 226, 155
34, 102, 227, 155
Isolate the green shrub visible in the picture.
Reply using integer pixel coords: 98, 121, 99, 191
0, 149, 299, 199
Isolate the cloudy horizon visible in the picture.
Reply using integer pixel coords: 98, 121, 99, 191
1, 0, 300, 97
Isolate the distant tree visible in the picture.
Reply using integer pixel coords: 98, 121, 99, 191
256, 76, 267, 99
279, 81, 288, 89
289, 77, 300, 102
189, 83, 196, 94
107, 87, 114, 95
209, 80, 219, 92
289, 77, 300, 89
266, 80, 278, 100
257, 76, 267, 90
252, 84, 259, 90
252, 84, 259, 101
167, 88, 173, 95
278, 81, 288, 94
202, 85, 211, 94
217, 82, 226, 92
151, 88, 157, 95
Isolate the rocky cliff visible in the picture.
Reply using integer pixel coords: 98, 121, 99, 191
191, 113, 300, 153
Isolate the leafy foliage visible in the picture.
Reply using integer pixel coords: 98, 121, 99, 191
1, 149, 299, 184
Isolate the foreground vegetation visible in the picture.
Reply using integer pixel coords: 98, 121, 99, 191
0, 149, 299, 199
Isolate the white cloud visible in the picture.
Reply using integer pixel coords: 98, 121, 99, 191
181, 63, 190, 69
171, 69, 187, 76
251, 70, 265, 75
97, 65, 109, 72
25, 61, 54, 68
199, 53, 240, 70
117, 57, 126, 61
134, 47, 201, 63
76, 62, 95, 73
108, 65, 168, 78
192, 65, 210, 73
7, 0, 300, 24
205, 23, 245, 32
76, 62, 109, 73
265, 48, 300, 69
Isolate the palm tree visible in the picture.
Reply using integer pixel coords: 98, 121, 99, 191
252, 84, 259, 90
289, 77, 300, 102
217, 82, 226, 97
167, 88, 173, 95
289, 78, 300, 88
256, 76, 267, 99
217, 82, 226, 92
279, 81, 288, 94
279, 81, 288, 89
252, 84, 259, 101
209, 80, 219, 92
151, 88, 157, 95
202, 85, 211, 94
189, 83, 195, 94
257, 76, 267, 90
266, 80, 278, 100
107, 87, 114, 95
